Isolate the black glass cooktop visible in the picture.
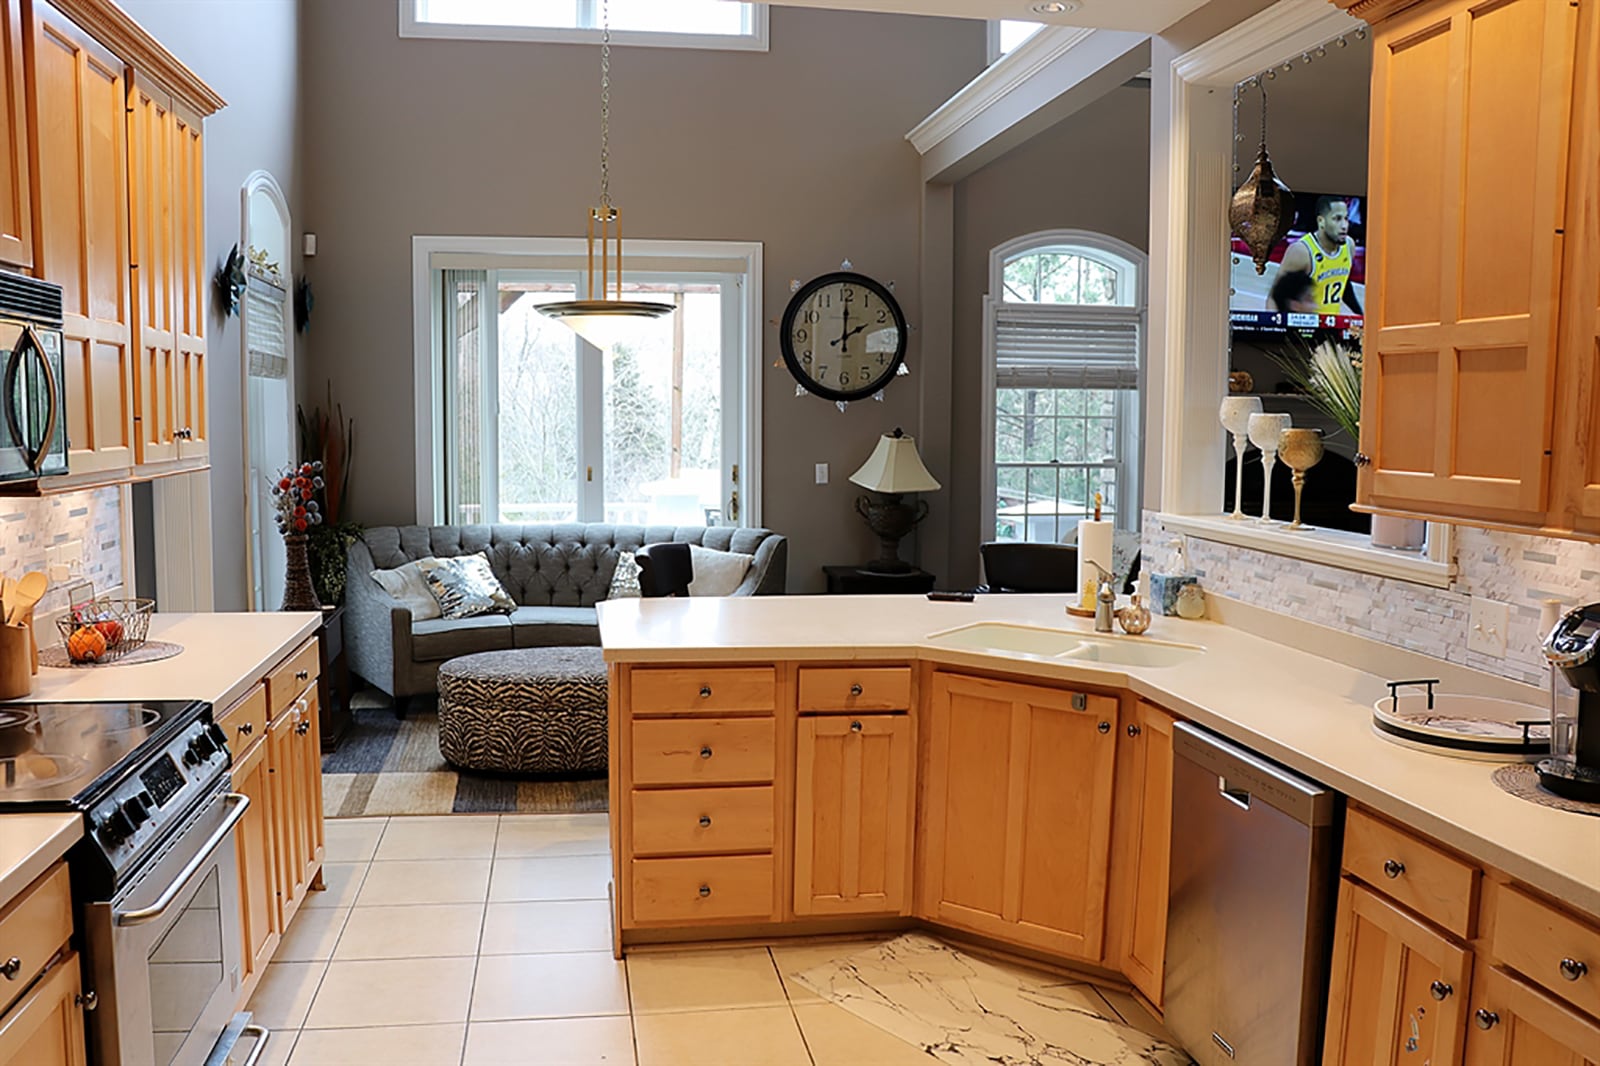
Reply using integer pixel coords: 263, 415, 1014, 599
0, 700, 208, 808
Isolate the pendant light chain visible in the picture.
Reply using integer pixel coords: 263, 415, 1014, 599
599, 0, 612, 211
1258, 81, 1268, 147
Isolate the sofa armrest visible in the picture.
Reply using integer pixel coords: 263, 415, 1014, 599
344, 537, 415, 696
734, 534, 787, 596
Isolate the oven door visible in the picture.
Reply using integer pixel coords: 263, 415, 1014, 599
83, 787, 251, 1066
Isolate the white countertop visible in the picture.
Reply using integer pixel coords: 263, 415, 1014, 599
598, 594, 1600, 917
0, 611, 320, 907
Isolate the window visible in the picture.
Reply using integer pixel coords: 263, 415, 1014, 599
403, 0, 769, 50
982, 232, 1145, 544
417, 238, 762, 529
987, 20, 1044, 63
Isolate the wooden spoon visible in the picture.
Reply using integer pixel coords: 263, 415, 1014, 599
8, 572, 47, 625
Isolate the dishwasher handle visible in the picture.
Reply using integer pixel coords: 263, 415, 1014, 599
1173, 721, 1336, 826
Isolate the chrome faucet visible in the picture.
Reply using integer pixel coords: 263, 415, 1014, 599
1086, 561, 1116, 634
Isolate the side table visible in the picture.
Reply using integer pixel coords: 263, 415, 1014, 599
822, 565, 936, 595
318, 604, 353, 752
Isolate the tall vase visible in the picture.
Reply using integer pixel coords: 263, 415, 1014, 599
281, 533, 323, 611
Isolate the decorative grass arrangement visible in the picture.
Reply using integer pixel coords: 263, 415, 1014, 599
1269, 334, 1362, 443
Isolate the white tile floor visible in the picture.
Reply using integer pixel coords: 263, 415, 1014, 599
250, 813, 1171, 1065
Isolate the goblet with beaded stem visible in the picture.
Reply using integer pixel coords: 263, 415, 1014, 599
1279, 428, 1325, 530
1219, 396, 1263, 520
1247, 412, 1292, 524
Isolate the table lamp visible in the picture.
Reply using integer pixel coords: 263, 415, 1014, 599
850, 429, 941, 573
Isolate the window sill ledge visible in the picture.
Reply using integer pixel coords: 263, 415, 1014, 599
1153, 512, 1456, 589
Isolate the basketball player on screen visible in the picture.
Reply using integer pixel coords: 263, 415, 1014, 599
1277, 196, 1363, 317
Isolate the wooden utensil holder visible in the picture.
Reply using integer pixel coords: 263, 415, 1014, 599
0, 623, 33, 698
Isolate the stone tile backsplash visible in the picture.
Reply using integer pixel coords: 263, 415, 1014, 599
0, 487, 122, 614
1143, 514, 1600, 687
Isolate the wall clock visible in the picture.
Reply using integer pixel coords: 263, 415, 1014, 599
779, 271, 908, 402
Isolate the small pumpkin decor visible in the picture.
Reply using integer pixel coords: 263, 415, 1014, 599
272, 460, 326, 611
1229, 81, 1295, 275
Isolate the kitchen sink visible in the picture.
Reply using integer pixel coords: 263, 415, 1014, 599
924, 622, 1205, 668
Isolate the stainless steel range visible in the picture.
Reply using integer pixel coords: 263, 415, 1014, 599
0, 700, 268, 1066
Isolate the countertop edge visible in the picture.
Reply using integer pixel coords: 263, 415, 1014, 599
0, 815, 82, 907
209, 614, 322, 711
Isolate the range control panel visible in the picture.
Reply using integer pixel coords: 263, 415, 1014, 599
88, 718, 231, 874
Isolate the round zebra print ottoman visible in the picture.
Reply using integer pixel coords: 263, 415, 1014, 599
437, 647, 608, 774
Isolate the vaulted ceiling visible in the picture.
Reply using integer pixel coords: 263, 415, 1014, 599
770, 0, 1213, 32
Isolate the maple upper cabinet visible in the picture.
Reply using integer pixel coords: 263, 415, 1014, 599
171, 104, 205, 462
0, 0, 30, 270
793, 713, 915, 917
919, 672, 1119, 960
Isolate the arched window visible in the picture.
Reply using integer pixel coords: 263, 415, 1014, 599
983, 231, 1147, 547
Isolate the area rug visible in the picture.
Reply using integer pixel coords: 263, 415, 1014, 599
321, 699, 607, 818
791, 933, 1190, 1066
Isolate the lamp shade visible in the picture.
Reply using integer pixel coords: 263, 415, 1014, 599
849, 431, 940, 494
538, 298, 675, 352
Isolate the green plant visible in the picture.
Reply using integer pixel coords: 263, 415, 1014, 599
298, 386, 358, 603
1268, 334, 1362, 442
307, 521, 360, 606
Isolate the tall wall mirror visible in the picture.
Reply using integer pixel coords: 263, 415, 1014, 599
241, 172, 295, 610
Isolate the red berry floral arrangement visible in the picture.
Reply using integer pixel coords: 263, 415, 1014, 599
272, 461, 326, 536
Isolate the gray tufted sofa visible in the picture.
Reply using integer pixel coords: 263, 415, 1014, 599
345, 524, 787, 708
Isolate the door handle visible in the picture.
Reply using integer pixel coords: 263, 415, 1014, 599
23, 326, 58, 475
1217, 776, 1251, 811
115, 793, 250, 926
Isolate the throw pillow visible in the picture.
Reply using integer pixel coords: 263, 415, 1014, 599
608, 551, 642, 600
370, 560, 443, 621
417, 553, 517, 619
686, 543, 753, 597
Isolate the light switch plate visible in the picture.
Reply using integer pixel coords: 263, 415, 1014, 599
815, 463, 828, 485
1468, 597, 1510, 658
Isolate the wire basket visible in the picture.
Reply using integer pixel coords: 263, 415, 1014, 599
56, 598, 155, 663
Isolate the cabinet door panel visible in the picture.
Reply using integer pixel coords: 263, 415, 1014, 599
268, 708, 306, 917
298, 688, 325, 881
1464, 965, 1600, 1066
1558, 0, 1600, 527
172, 106, 205, 460
128, 76, 175, 465
794, 714, 913, 917
0, 0, 30, 269
1121, 702, 1175, 1007
233, 736, 278, 982
1323, 878, 1471, 1066
921, 677, 1011, 923
0, 952, 86, 1066
1361, 0, 1576, 519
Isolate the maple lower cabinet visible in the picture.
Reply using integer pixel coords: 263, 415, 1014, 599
0, 951, 87, 1066
793, 713, 914, 917
1464, 964, 1600, 1065
918, 671, 1119, 960
0, 0, 30, 270
1119, 700, 1175, 1007
229, 707, 279, 988
0, 863, 86, 1066
269, 687, 323, 927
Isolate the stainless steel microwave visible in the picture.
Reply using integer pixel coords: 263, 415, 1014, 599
0, 269, 68, 481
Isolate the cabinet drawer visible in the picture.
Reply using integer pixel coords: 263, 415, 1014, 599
797, 667, 911, 712
631, 854, 776, 924
267, 638, 320, 720
1491, 885, 1600, 1018
1343, 808, 1478, 937
0, 863, 71, 1016
217, 682, 267, 754
632, 718, 775, 786
632, 787, 774, 856
630, 667, 775, 716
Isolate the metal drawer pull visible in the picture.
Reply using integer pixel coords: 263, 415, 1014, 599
237, 722, 253, 736
699, 746, 713, 759
1383, 859, 1405, 879
1097, 721, 1111, 734
850, 683, 863, 696
850, 720, 863, 733
698, 815, 712, 828
295, 669, 309, 682
0, 956, 19, 980
296, 721, 310, 736
1560, 958, 1589, 981
1430, 980, 1453, 1000
699, 685, 712, 699
698, 884, 711, 898
1474, 1009, 1499, 1031
1127, 724, 1141, 738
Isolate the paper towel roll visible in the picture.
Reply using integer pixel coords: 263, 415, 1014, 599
1077, 519, 1114, 609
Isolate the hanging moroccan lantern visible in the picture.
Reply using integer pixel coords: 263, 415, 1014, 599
1229, 83, 1294, 275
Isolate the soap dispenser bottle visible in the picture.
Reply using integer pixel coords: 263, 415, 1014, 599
1152, 535, 1200, 617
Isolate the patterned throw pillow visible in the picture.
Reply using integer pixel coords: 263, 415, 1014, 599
608, 552, 642, 600
417, 553, 516, 619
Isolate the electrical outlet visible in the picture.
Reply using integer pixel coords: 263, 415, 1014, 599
1468, 597, 1510, 658
815, 463, 828, 485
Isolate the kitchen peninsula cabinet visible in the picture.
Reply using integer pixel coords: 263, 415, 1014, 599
218, 682, 276, 989
0, 864, 86, 1066
1118, 700, 1175, 1007
1464, 964, 1600, 1065
0, 0, 30, 270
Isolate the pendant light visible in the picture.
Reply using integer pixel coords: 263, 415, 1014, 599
1229, 79, 1294, 275
538, 0, 673, 349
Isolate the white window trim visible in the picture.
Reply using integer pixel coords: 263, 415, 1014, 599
411, 235, 763, 528
981, 230, 1148, 545
398, 0, 770, 52
1156, 0, 1454, 589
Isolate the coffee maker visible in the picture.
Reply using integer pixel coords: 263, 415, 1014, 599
1540, 604, 1600, 801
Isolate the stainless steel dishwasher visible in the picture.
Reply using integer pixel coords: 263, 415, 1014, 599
1163, 722, 1340, 1065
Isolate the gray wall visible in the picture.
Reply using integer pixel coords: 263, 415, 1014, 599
300, 1, 983, 593
115, 0, 303, 611
944, 84, 1152, 588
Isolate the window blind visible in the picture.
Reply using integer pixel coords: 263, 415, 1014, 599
245, 277, 288, 380
993, 306, 1140, 390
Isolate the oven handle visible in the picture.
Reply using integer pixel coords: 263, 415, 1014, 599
115, 792, 249, 927
236, 1025, 271, 1066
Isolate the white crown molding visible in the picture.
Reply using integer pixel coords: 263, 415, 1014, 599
906, 25, 1100, 156
1172, 0, 1361, 87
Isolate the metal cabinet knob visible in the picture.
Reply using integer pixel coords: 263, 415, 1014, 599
296, 721, 310, 736
1127, 724, 1141, 738
698, 884, 711, 898
1383, 859, 1405, 879
76, 990, 97, 1011
1354, 452, 1372, 467
1097, 721, 1111, 734
699, 686, 712, 699
699, 746, 713, 759
1474, 1009, 1499, 1031
698, 815, 712, 828
1561, 958, 1589, 982
849, 683, 863, 697
0, 956, 19, 980
850, 720, 863, 733
238, 722, 253, 736
1430, 980, 1453, 1001
296, 669, 310, 682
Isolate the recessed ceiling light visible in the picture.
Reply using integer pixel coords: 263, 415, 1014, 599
1029, 1, 1081, 14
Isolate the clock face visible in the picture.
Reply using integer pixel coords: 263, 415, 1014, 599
779, 272, 907, 402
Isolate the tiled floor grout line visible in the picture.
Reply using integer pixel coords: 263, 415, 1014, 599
455, 813, 502, 1066
768, 946, 819, 1066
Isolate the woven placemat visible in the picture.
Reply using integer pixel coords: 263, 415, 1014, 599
1491, 763, 1600, 817
40, 639, 184, 669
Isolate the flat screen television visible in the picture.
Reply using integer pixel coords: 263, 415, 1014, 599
1229, 191, 1365, 339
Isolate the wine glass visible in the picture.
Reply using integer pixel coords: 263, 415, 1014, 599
1279, 428, 1325, 530
1247, 412, 1292, 524
1219, 397, 1263, 520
